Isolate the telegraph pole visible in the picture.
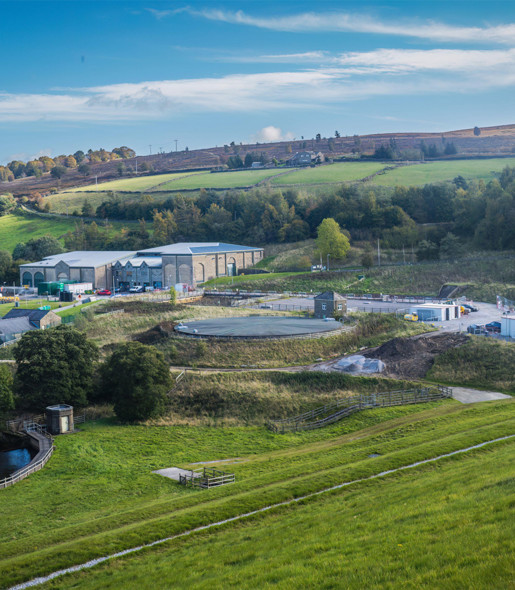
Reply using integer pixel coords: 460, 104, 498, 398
377, 238, 381, 267
174, 139, 178, 152
149, 145, 152, 155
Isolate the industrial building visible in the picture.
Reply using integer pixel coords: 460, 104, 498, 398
20, 242, 264, 290
409, 303, 461, 322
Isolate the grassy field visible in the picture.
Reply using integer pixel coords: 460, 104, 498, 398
271, 162, 387, 185
157, 168, 282, 190
65, 172, 199, 193
210, 256, 515, 302
370, 157, 515, 186
428, 337, 515, 394
0, 400, 512, 588
0, 213, 79, 251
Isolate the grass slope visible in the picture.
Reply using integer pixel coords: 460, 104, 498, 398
370, 157, 515, 186
0, 400, 512, 588
0, 213, 78, 251
427, 337, 515, 394
65, 172, 199, 193
157, 169, 281, 190
271, 162, 386, 185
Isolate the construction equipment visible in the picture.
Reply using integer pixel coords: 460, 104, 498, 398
403, 313, 419, 322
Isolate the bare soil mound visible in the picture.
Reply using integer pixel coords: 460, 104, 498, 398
366, 333, 469, 379
134, 321, 176, 345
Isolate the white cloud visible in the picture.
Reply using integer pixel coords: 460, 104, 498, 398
252, 126, 295, 143
187, 8, 515, 45
2, 47, 515, 122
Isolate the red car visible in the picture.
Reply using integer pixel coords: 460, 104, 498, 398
97, 289, 112, 296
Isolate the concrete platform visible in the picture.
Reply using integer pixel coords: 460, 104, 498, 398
152, 467, 199, 481
452, 387, 512, 404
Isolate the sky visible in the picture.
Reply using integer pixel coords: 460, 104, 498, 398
1, 0, 515, 163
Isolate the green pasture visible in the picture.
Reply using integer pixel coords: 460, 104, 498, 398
45, 191, 171, 214
157, 168, 281, 190
65, 172, 197, 193
370, 157, 515, 186
271, 162, 387, 185
0, 213, 78, 251
0, 400, 512, 588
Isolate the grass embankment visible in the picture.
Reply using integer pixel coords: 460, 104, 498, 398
0, 400, 512, 588
210, 256, 515, 302
369, 157, 515, 186
0, 212, 78, 251
64, 172, 199, 193
163, 371, 420, 425
428, 337, 515, 394
84, 301, 427, 366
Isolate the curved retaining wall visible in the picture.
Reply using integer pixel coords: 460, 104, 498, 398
0, 431, 54, 489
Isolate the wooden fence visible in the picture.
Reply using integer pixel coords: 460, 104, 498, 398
268, 386, 453, 433
179, 467, 236, 489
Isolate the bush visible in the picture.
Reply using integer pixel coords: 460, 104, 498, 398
101, 342, 172, 422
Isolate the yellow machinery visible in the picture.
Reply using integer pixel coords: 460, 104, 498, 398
403, 312, 419, 322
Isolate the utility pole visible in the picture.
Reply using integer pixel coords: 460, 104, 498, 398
149, 144, 152, 155
135, 158, 138, 174
95, 175, 98, 187
327, 254, 330, 271
377, 238, 381, 267
174, 139, 178, 152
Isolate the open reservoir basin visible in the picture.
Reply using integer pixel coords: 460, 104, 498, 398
0, 447, 35, 479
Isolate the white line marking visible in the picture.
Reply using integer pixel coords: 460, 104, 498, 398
8, 434, 514, 590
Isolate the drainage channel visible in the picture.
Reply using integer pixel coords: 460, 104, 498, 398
9, 434, 515, 590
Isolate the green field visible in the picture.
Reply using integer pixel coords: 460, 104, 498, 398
0, 400, 512, 588
0, 213, 79, 251
157, 168, 282, 190
271, 162, 387, 185
45, 190, 169, 215
370, 157, 515, 186
65, 172, 199, 193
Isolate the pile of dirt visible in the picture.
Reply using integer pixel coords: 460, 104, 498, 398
365, 332, 469, 379
134, 321, 177, 345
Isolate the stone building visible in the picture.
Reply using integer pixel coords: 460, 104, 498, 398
314, 291, 347, 318
20, 243, 264, 290
2, 308, 62, 329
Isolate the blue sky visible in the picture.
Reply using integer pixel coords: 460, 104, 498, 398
1, 0, 515, 163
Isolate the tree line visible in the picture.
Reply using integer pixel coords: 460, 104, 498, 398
0, 146, 135, 182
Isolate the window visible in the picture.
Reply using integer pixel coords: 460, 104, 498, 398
322, 304, 327, 311
337, 304, 342, 310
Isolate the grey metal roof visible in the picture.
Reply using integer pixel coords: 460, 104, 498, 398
314, 291, 346, 301
137, 242, 262, 256
19, 251, 136, 269
3, 308, 53, 322
0, 317, 36, 336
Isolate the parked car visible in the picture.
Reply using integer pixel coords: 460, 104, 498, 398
485, 321, 501, 333
129, 286, 144, 293
463, 303, 479, 312
97, 289, 112, 296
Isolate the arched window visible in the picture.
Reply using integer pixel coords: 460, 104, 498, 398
34, 272, 44, 287
195, 262, 205, 283
22, 272, 32, 287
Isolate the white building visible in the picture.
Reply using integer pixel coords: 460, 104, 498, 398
409, 303, 461, 322
501, 316, 515, 338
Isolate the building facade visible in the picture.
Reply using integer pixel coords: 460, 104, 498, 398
20, 243, 264, 290
314, 291, 347, 318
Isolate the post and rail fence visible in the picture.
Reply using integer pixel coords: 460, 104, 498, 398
268, 385, 453, 433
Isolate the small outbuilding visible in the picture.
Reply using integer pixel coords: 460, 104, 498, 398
409, 303, 461, 322
314, 291, 347, 318
46, 404, 74, 435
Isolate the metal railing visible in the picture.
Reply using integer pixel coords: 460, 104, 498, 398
179, 467, 236, 489
268, 386, 453, 433
0, 426, 54, 489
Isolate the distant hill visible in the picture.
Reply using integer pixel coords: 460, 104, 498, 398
2, 123, 515, 197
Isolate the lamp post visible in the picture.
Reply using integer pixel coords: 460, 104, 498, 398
327, 254, 330, 272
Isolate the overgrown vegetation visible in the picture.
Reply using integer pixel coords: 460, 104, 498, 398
427, 337, 515, 393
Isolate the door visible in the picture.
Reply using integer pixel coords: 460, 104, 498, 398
60, 415, 69, 432
227, 262, 236, 277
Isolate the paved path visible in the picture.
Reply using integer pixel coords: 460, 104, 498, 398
451, 387, 512, 404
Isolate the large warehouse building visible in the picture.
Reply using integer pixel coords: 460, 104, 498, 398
20, 242, 264, 290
